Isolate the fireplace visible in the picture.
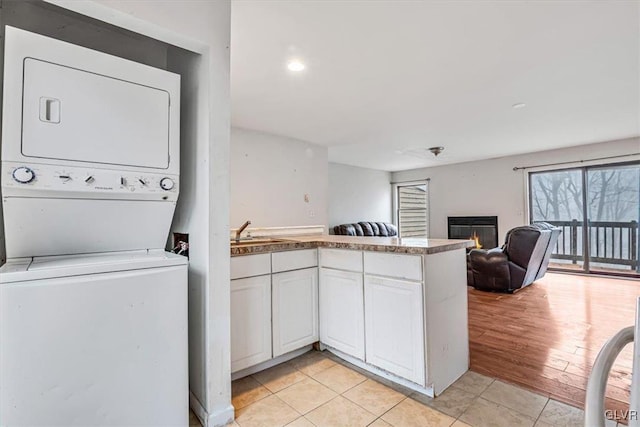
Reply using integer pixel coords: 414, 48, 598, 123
448, 216, 498, 249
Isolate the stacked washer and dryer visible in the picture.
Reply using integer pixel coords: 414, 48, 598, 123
0, 27, 189, 425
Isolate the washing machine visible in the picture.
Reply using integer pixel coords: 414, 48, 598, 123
0, 251, 188, 426
0, 27, 188, 426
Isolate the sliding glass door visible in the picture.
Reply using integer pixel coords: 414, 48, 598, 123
529, 162, 639, 277
586, 164, 640, 274
530, 168, 586, 271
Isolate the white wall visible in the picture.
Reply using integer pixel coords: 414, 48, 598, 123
45, 1, 233, 426
230, 127, 328, 228
392, 137, 640, 242
328, 163, 392, 229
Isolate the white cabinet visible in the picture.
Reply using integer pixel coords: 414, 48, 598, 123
319, 268, 365, 360
318, 249, 427, 386
230, 275, 272, 373
230, 246, 467, 395
364, 275, 425, 385
231, 250, 320, 373
272, 268, 318, 357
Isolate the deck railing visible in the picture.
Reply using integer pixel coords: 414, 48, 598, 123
543, 220, 639, 271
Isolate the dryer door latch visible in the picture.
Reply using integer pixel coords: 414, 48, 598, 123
39, 97, 61, 124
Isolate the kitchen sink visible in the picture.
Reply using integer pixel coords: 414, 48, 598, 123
230, 238, 291, 246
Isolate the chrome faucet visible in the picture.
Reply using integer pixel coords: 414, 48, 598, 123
235, 220, 252, 242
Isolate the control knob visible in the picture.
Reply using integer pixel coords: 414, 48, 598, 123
12, 166, 35, 184
160, 177, 175, 191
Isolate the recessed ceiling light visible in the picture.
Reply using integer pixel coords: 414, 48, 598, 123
512, 103, 526, 109
287, 60, 306, 72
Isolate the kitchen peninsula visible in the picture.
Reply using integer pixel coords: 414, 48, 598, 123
230, 235, 475, 397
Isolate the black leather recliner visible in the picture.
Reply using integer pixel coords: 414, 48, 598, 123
467, 222, 561, 293
333, 222, 398, 237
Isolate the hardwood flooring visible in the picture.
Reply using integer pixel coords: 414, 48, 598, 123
468, 272, 640, 419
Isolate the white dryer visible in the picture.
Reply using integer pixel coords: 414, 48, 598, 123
0, 27, 188, 426
1, 26, 181, 258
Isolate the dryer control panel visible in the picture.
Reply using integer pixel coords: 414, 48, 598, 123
2, 162, 179, 202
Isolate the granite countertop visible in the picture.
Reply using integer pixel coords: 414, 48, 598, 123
230, 234, 475, 256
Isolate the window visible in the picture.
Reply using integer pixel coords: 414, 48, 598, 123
394, 181, 429, 238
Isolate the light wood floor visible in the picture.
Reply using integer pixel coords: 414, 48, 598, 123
469, 272, 640, 417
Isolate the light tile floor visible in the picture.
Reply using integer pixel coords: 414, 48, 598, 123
189, 350, 626, 427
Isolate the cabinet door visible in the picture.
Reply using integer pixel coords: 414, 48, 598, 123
319, 268, 365, 360
272, 268, 318, 357
364, 275, 425, 386
231, 275, 272, 373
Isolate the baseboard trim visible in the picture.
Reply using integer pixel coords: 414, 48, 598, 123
189, 392, 234, 427
206, 404, 235, 427
231, 345, 313, 380
324, 346, 437, 397
189, 391, 207, 426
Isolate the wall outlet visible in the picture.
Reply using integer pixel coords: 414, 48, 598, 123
308, 210, 315, 218
172, 232, 189, 258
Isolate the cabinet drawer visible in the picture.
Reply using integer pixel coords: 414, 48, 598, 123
364, 252, 422, 281
272, 249, 317, 273
319, 249, 363, 272
230, 253, 271, 280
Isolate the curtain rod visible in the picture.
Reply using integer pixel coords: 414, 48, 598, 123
390, 178, 431, 184
512, 153, 639, 171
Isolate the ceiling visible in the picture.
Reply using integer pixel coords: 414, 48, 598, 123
230, 1, 640, 172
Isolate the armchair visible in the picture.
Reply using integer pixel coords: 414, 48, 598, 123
467, 222, 561, 293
